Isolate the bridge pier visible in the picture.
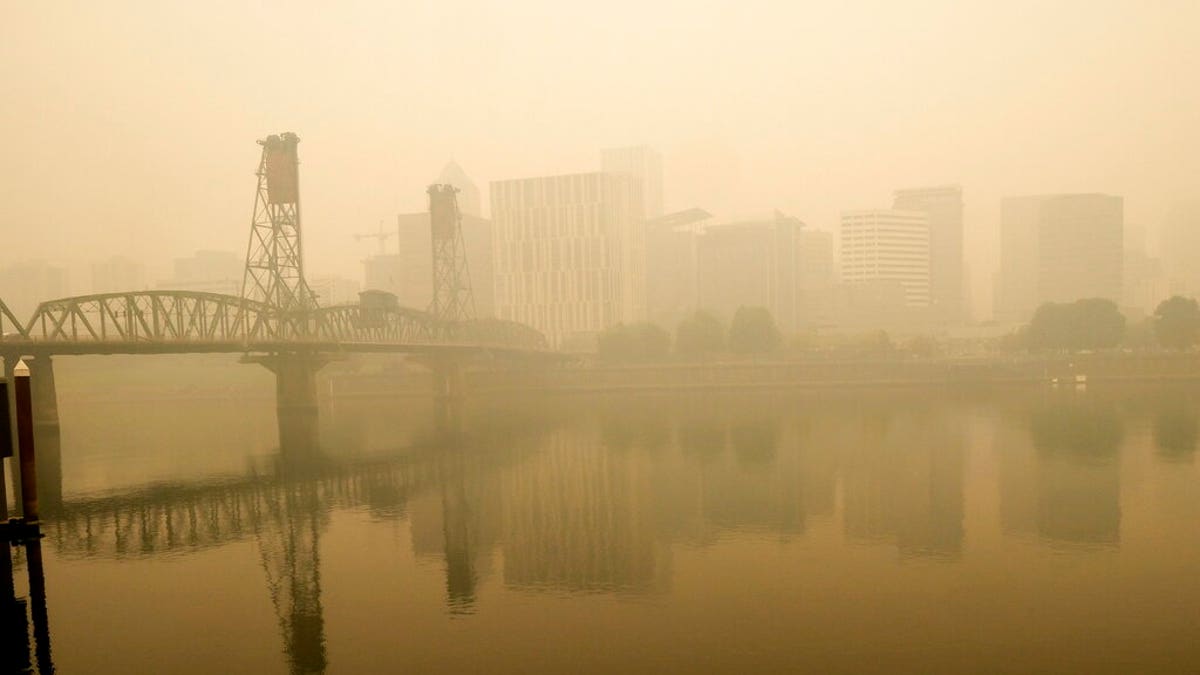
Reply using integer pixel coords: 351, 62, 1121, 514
248, 352, 327, 458
249, 352, 327, 417
26, 356, 59, 430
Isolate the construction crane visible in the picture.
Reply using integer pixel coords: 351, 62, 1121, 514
354, 220, 396, 256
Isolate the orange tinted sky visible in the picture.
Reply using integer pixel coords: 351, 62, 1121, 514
1, 1, 1197, 317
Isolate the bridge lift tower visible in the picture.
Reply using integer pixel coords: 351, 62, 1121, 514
241, 133, 323, 431
243, 132, 315, 313
427, 184, 475, 325
426, 184, 476, 432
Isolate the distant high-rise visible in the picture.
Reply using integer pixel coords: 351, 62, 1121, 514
601, 146, 663, 219
839, 209, 931, 307
490, 172, 644, 347
436, 161, 482, 217
1162, 200, 1200, 297
644, 208, 711, 328
696, 214, 800, 330
893, 186, 964, 322
158, 250, 241, 296
0, 260, 68, 319
996, 194, 1123, 322
796, 230, 834, 328
91, 256, 145, 295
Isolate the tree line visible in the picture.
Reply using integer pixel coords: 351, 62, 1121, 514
1019, 295, 1200, 351
597, 306, 781, 361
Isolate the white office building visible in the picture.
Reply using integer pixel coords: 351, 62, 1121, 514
490, 172, 644, 347
840, 209, 931, 307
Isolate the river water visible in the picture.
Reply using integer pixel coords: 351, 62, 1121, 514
5, 382, 1200, 673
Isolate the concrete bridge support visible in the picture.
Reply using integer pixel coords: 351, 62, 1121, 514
27, 356, 58, 430
248, 352, 327, 459
250, 352, 327, 417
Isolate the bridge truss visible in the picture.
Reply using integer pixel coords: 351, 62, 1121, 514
0, 132, 549, 358
1, 290, 547, 354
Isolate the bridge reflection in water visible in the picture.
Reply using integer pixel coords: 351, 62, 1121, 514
5, 387, 1183, 673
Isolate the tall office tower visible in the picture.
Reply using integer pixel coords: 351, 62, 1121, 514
91, 256, 145, 294
436, 161, 482, 217
893, 186, 964, 322
839, 210, 931, 307
644, 208, 711, 328
1162, 200, 1200, 297
601, 146, 663, 219
695, 213, 800, 330
490, 172, 644, 348
996, 194, 1123, 322
796, 229, 834, 327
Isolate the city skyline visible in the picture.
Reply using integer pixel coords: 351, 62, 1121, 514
2, 2, 1197, 322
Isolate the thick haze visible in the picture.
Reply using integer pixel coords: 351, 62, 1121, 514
1, 1, 1197, 318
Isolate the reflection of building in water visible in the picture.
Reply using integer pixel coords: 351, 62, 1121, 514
500, 432, 665, 592
841, 411, 964, 555
796, 416, 841, 518
1000, 400, 1123, 545
409, 456, 502, 614
694, 421, 806, 535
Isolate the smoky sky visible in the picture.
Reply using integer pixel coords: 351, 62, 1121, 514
1, 0, 1197, 318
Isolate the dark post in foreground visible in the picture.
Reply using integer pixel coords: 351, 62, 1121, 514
13, 360, 38, 526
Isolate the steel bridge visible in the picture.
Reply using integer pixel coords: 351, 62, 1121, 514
0, 291, 546, 356
0, 132, 556, 430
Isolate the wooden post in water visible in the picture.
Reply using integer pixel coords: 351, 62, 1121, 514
0, 379, 12, 522
13, 360, 37, 526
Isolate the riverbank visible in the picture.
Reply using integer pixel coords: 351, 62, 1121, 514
465, 352, 1200, 394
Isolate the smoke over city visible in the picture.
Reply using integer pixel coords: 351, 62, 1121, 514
1, 3, 1199, 674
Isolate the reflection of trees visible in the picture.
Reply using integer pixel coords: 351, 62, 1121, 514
730, 422, 777, 466
1030, 405, 1123, 459
1018, 399, 1123, 545
1154, 409, 1197, 462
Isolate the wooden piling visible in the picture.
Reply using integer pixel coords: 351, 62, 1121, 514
0, 380, 11, 522
13, 361, 37, 526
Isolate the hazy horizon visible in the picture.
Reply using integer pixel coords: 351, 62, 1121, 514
2, 1, 1198, 319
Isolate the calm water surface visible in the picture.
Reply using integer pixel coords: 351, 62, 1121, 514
6, 382, 1200, 673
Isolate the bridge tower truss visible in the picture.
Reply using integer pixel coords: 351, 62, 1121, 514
242, 133, 315, 312
427, 184, 475, 324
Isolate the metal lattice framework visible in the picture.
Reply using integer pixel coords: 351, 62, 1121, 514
0, 291, 548, 353
0, 297, 26, 339
428, 184, 475, 325
242, 132, 315, 313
